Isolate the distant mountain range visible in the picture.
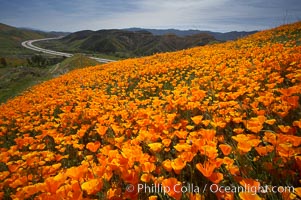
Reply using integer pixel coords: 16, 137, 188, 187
54, 27, 257, 58
0, 22, 257, 58
19, 27, 71, 37
125, 28, 257, 41
60, 29, 216, 57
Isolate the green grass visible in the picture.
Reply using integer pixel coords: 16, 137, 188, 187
48, 54, 99, 75
0, 54, 100, 104
34, 39, 78, 53
0, 23, 115, 103
271, 29, 301, 45
0, 66, 48, 103
35, 40, 121, 60
0, 23, 49, 56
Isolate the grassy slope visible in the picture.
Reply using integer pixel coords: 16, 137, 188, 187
47, 54, 99, 75
0, 22, 301, 200
0, 54, 99, 103
0, 23, 60, 69
36, 30, 217, 58
34, 39, 120, 60
0, 23, 108, 103
0, 66, 47, 103
0, 23, 48, 55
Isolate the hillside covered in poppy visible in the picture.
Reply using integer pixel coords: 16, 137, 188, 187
1, 22, 301, 200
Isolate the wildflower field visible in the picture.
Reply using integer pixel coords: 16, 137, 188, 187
1, 22, 301, 200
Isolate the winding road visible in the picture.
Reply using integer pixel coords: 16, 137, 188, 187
21, 37, 115, 63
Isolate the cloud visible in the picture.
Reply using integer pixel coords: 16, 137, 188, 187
0, 0, 300, 32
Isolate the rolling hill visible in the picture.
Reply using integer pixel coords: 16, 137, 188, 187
0, 54, 98, 103
0, 23, 50, 55
0, 22, 300, 199
125, 27, 257, 41
38, 29, 217, 58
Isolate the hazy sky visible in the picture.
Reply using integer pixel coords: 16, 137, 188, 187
0, 0, 300, 32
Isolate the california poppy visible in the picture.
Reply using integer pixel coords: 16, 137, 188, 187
81, 178, 103, 195
96, 125, 108, 136
86, 141, 101, 153
171, 157, 186, 174
196, 162, 216, 177
239, 192, 262, 200
161, 178, 182, 200
219, 144, 232, 156
191, 115, 203, 125
148, 143, 162, 153
162, 159, 173, 172
142, 162, 156, 173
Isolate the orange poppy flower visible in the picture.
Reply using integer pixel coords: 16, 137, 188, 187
233, 128, 244, 134
111, 124, 124, 135
186, 125, 195, 130
278, 125, 289, 133
201, 120, 211, 127
295, 188, 301, 198
265, 119, 276, 125
255, 145, 274, 156
142, 162, 156, 173
7, 162, 20, 173
162, 138, 171, 147
77, 124, 90, 137
239, 178, 260, 190
277, 143, 295, 158
148, 143, 162, 153
191, 115, 203, 125
219, 144, 232, 155
180, 151, 195, 162
233, 117, 243, 124
0, 171, 10, 181
162, 159, 173, 172
208, 172, 223, 183
141, 173, 153, 182
215, 190, 234, 200
243, 116, 265, 133
239, 192, 262, 200
66, 165, 88, 180
81, 178, 103, 195
217, 135, 225, 143
175, 130, 188, 139
45, 173, 66, 194
21, 183, 47, 199
9, 176, 27, 189
199, 129, 216, 141
223, 157, 234, 166
293, 120, 301, 128
229, 165, 240, 176
96, 125, 108, 136
279, 86, 299, 96
171, 157, 186, 174
263, 131, 277, 145
174, 143, 191, 152
107, 188, 122, 199
199, 144, 218, 159
196, 162, 216, 177
86, 141, 101, 153
237, 143, 252, 154
191, 193, 206, 200
148, 195, 158, 200
161, 178, 182, 200
232, 134, 260, 154
285, 96, 299, 108
0, 152, 10, 163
